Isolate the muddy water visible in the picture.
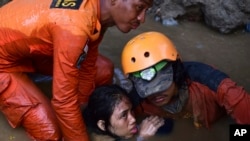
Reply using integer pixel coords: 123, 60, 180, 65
0, 16, 249, 141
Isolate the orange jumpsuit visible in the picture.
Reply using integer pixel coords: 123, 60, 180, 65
0, 0, 113, 140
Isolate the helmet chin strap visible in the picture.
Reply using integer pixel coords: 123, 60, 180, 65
162, 84, 189, 114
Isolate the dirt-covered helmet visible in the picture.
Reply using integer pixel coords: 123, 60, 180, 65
121, 31, 179, 98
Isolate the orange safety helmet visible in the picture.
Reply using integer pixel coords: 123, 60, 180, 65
121, 31, 179, 76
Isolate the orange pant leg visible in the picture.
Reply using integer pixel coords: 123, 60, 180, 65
0, 72, 61, 140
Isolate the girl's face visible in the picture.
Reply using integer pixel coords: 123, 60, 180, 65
109, 96, 137, 139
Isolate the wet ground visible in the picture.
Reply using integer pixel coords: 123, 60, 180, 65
0, 16, 250, 141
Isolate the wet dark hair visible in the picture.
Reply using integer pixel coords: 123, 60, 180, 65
172, 58, 190, 89
83, 84, 129, 140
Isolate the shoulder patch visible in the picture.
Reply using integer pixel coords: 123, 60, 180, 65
50, 0, 83, 10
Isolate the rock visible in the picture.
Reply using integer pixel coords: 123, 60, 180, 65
150, 0, 250, 33
148, 0, 186, 25
200, 0, 249, 33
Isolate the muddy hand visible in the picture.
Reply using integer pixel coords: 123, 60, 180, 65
138, 116, 165, 140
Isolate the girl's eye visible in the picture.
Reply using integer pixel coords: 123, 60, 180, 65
121, 112, 128, 118
136, 5, 144, 11
122, 113, 128, 118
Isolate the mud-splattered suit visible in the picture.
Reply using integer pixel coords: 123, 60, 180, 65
0, 0, 113, 140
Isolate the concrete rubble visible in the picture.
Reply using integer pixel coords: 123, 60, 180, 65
148, 0, 250, 33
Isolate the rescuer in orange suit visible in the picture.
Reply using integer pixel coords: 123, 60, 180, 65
0, 0, 153, 140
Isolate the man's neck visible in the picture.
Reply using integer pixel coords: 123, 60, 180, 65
99, 0, 115, 28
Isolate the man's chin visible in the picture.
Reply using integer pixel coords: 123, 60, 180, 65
116, 26, 131, 33
150, 99, 169, 107
150, 101, 165, 107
